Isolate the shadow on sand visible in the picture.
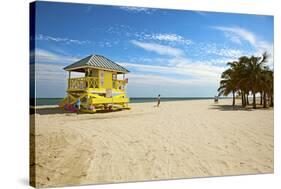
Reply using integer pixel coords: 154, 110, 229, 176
34, 107, 127, 115
209, 104, 253, 111
34, 107, 71, 115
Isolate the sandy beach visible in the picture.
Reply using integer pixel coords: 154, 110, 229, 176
31, 99, 273, 187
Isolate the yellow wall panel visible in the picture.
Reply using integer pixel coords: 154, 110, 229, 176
99, 70, 112, 89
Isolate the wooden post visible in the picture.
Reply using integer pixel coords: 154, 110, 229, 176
67, 71, 71, 104
68, 71, 71, 89
87, 68, 90, 88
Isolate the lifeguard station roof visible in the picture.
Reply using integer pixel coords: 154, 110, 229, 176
64, 54, 129, 73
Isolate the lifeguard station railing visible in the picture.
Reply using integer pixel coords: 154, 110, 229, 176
68, 77, 99, 90
113, 80, 126, 91
68, 77, 126, 91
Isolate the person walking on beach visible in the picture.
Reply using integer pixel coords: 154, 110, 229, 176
157, 94, 161, 107
76, 98, 81, 110
214, 95, 219, 103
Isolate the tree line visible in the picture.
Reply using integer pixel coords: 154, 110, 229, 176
218, 52, 273, 109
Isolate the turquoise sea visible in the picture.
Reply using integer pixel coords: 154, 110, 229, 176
35, 97, 226, 106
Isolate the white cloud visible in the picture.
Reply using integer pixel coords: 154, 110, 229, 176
224, 32, 242, 44
212, 26, 257, 46
197, 42, 245, 59
119, 58, 224, 82
212, 26, 273, 52
32, 48, 79, 64
34, 63, 83, 97
35, 63, 82, 82
206, 58, 238, 66
103, 24, 192, 47
131, 32, 192, 46
35, 34, 90, 45
35, 63, 66, 82
118, 6, 155, 14
208, 47, 243, 58
130, 40, 184, 57
212, 26, 273, 67
150, 33, 192, 45
127, 73, 216, 86
128, 39, 227, 84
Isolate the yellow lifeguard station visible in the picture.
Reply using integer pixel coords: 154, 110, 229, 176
59, 54, 130, 113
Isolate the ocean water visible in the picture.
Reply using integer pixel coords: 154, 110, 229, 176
35, 97, 220, 106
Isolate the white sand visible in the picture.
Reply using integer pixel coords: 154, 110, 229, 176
31, 99, 273, 187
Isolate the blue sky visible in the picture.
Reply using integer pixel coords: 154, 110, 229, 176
33, 1, 273, 98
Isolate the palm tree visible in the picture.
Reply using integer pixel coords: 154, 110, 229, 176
235, 57, 250, 107
269, 71, 274, 107
217, 66, 237, 106
225, 57, 249, 107
260, 68, 273, 108
244, 52, 269, 109
218, 51, 273, 109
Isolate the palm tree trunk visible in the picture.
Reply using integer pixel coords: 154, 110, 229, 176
253, 92, 256, 109
260, 92, 263, 105
232, 90, 235, 106
244, 93, 247, 107
270, 95, 274, 107
242, 91, 246, 107
241, 91, 244, 107
246, 94, 249, 105
263, 92, 267, 108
